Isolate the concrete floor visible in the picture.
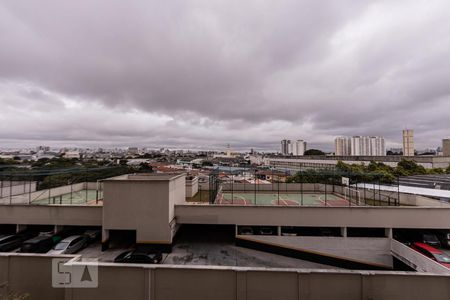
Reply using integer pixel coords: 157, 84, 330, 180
163, 239, 339, 269
77, 241, 337, 269
75, 239, 450, 268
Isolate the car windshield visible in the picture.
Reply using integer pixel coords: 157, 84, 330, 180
53, 242, 69, 250
0, 235, 12, 242
433, 254, 450, 263
424, 234, 438, 242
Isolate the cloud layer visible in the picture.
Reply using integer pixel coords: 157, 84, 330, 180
1, 0, 449, 150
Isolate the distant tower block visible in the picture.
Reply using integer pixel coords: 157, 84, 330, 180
443, 139, 450, 157
403, 129, 414, 157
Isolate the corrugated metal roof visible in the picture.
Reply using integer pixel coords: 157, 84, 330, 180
357, 183, 450, 199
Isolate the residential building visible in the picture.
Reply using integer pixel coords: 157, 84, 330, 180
281, 139, 291, 155
443, 139, 450, 157
335, 137, 351, 156
403, 129, 414, 157
350, 136, 385, 156
292, 140, 307, 156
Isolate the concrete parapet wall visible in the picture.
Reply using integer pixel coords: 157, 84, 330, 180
0, 205, 102, 226
185, 177, 198, 198
1, 254, 450, 300
0, 181, 37, 198
238, 235, 393, 268
391, 240, 450, 274
176, 205, 450, 229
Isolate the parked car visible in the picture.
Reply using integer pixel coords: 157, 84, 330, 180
20, 235, 55, 253
84, 229, 101, 243
47, 235, 89, 255
259, 227, 274, 235
114, 248, 162, 264
239, 227, 253, 235
436, 231, 450, 249
420, 232, 441, 248
0, 233, 33, 252
411, 242, 450, 268
281, 227, 297, 236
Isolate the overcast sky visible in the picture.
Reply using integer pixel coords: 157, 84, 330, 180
1, 0, 449, 151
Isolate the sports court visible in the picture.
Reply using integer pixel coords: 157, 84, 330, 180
32, 189, 103, 205
217, 191, 358, 207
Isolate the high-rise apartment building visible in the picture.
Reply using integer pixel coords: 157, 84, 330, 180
443, 139, 450, 157
336, 136, 385, 156
335, 137, 351, 156
402, 129, 414, 157
281, 140, 291, 155
281, 139, 307, 156
292, 140, 307, 156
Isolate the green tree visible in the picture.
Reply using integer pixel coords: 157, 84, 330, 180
396, 159, 426, 176
304, 149, 325, 156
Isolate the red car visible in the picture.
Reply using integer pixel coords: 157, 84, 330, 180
411, 242, 450, 268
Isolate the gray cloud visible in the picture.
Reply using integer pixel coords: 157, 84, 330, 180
0, 0, 449, 150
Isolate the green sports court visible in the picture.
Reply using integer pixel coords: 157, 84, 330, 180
32, 189, 103, 205
217, 191, 356, 207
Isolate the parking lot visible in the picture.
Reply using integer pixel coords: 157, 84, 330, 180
1, 225, 449, 270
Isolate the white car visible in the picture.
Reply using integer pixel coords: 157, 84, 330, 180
47, 235, 89, 255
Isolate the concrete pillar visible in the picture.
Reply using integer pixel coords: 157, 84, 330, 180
16, 224, 27, 233
101, 229, 110, 251
340, 227, 347, 237
54, 225, 64, 234
277, 226, 281, 236
385, 228, 393, 239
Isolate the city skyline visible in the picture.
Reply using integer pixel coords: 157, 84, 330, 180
0, 1, 450, 150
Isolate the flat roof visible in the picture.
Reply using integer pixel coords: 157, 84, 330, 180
103, 173, 186, 182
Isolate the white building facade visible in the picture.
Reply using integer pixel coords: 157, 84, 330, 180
292, 140, 307, 156
335, 136, 385, 156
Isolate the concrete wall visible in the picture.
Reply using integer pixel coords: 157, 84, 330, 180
175, 205, 450, 229
238, 235, 392, 268
0, 181, 37, 198
103, 174, 185, 244
0, 182, 91, 205
0, 254, 66, 299
1, 254, 450, 300
0, 205, 102, 226
222, 183, 318, 192
169, 174, 186, 222
185, 177, 198, 198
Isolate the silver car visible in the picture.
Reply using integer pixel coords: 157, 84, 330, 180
47, 235, 89, 255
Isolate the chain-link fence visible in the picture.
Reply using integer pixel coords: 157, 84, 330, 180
195, 167, 401, 207
0, 166, 130, 205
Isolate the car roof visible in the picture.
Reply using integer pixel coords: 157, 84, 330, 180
60, 235, 83, 243
133, 248, 160, 255
25, 235, 52, 243
413, 242, 442, 253
0, 235, 14, 242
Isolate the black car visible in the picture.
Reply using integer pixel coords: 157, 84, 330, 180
421, 232, 441, 248
114, 249, 162, 264
436, 231, 450, 249
0, 233, 34, 252
20, 235, 55, 253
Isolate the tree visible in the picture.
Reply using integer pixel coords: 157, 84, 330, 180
304, 149, 325, 156
396, 159, 426, 176
446, 164, 450, 174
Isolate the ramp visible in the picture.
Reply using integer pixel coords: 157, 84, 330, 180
390, 239, 450, 274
